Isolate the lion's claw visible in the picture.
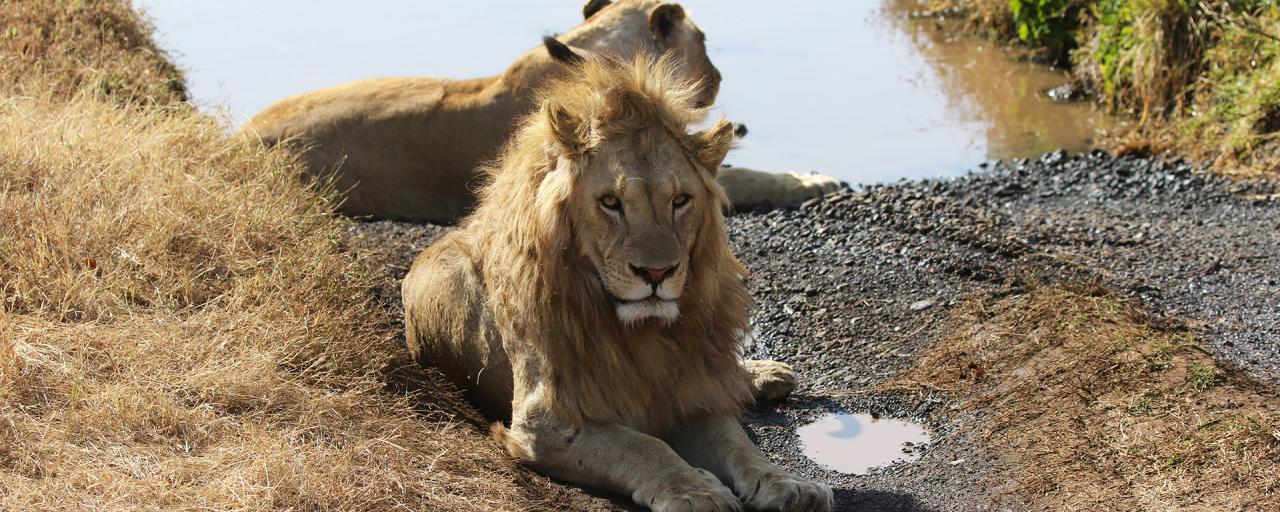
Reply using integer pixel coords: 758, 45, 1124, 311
738, 470, 833, 512
644, 468, 742, 512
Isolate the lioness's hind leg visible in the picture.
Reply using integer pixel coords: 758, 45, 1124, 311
743, 360, 796, 404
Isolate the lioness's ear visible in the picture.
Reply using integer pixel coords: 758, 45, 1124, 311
693, 119, 735, 172
648, 3, 686, 40
546, 101, 586, 154
583, 0, 611, 19
543, 36, 584, 66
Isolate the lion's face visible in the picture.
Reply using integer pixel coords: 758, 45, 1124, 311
569, 128, 713, 325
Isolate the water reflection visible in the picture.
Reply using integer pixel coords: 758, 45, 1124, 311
881, 0, 1114, 161
136, 0, 1113, 184
797, 413, 930, 474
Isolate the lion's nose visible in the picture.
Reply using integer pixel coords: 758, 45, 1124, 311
630, 264, 676, 286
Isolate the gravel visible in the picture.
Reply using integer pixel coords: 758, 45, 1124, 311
345, 150, 1279, 511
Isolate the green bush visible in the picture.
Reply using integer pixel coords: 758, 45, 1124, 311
1010, 0, 1084, 55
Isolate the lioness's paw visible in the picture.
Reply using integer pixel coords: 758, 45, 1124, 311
643, 468, 741, 512
786, 172, 843, 196
743, 359, 797, 403
739, 471, 833, 512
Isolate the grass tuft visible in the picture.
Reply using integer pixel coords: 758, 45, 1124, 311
0, 0, 187, 106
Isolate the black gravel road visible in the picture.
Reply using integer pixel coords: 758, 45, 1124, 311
345, 151, 1279, 511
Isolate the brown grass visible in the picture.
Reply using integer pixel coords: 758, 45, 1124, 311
924, 0, 1017, 42
896, 286, 1280, 509
1, 0, 186, 105
0, 1, 576, 510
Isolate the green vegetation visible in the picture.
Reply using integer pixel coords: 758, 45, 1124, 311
1010, 0, 1084, 60
1188, 362, 1226, 389
933, 0, 1280, 178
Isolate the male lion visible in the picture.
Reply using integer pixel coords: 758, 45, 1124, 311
241, 0, 840, 223
402, 55, 833, 511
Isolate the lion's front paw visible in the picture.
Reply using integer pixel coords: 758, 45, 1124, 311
743, 359, 797, 403
738, 470, 833, 512
642, 468, 741, 512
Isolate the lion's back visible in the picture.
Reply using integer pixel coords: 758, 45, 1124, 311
239, 77, 450, 146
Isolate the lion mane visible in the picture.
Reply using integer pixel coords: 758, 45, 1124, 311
462, 55, 753, 432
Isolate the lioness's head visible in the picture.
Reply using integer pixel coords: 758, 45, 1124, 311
567, 0, 721, 108
518, 57, 736, 325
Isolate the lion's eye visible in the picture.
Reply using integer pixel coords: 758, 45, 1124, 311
672, 194, 691, 208
600, 194, 622, 211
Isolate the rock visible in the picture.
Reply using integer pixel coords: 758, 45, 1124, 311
1039, 150, 1068, 166
1045, 82, 1085, 102
909, 299, 937, 311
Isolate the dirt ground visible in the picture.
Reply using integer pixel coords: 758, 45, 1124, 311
346, 151, 1280, 510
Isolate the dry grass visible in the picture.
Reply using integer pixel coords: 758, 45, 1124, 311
897, 286, 1280, 509
924, 0, 1018, 42
1, 0, 186, 105
0, 88, 558, 512
0, 1, 572, 510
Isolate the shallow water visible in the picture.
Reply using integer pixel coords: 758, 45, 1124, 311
797, 413, 931, 474
137, 0, 1113, 184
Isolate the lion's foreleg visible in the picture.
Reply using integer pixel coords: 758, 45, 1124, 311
502, 413, 741, 511
670, 415, 833, 512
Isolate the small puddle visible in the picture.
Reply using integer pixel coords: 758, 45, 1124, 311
797, 413, 930, 474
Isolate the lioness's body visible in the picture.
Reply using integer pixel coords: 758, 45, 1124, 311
243, 53, 559, 221
241, 0, 840, 223
242, 0, 720, 222
403, 56, 831, 511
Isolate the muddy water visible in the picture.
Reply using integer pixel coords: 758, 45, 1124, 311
137, 0, 1113, 184
797, 413, 931, 474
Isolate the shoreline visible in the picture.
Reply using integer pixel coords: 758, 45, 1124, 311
921, 0, 1280, 180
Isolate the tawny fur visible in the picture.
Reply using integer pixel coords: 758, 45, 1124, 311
239, 0, 719, 223
403, 55, 832, 512
406, 55, 749, 430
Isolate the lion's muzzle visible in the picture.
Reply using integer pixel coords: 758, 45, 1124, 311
614, 297, 680, 325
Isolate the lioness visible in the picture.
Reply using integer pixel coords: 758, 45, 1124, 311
403, 55, 833, 511
241, 0, 840, 223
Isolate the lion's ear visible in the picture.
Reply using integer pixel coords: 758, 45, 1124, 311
648, 3, 686, 40
583, 0, 611, 19
692, 119, 735, 173
546, 101, 587, 155
543, 36, 584, 66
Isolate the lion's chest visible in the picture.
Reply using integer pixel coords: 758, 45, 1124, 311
551, 330, 750, 433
